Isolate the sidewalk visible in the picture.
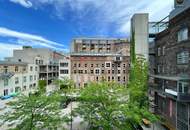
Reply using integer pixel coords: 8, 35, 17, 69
142, 122, 168, 130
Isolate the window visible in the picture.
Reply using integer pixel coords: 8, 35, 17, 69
102, 64, 105, 67
162, 46, 165, 55
118, 70, 121, 74
30, 66, 33, 71
91, 70, 94, 74
178, 28, 188, 42
85, 70, 88, 74
112, 77, 114, 81
158, 65, 161, 73
23, 76, 27, 82
118, 76, 121, 82
4, 89, 8, 96
123, 64, 126, 68
35, 59, 38, 64
108, 76, 110, 81
117, 64, 121, 68
15, 77, 19, 84
158, 47, 161, 56
35, 67, 38, 71
4, 79, 8, 86
96, 64, 99, 67
177, 51, 189, 64
60, 69, 69, 74
123, 70, 126, 74
105, 62, 111, 68
23, 67, 26, 72
108, 70, 111, 74
123, 77, 126, 82
112, 70, 114, 74
91, 64, 94, 67
78, 64, 81, 67
96, 76, 99, 81
74, 70, 77, 74
30, 75, 33, 81
95, 69, 100, 74
112, 64, 115, 67
15, 66, 18, 72
178, 82, 189, 94
101, 70, 104, 74
85, 64, 87, 67
78, 70, 83, 74
60, 62, 69, 67
74, 64, 77, 67
4, 66, 8, 73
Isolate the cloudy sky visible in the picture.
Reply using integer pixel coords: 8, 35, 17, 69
0, 0, 173, 59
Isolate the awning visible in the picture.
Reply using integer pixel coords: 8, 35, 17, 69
149, 74, 190, 81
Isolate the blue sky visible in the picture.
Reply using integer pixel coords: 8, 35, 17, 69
0, 0, 173, 59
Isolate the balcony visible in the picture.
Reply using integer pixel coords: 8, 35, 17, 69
177, 93, 190, 102
0, 72, 15, 79
149, 83, 190, 102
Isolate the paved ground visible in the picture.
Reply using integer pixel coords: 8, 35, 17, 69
142, 122, 167, 130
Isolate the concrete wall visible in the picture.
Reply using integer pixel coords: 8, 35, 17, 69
59, 58, 71, 80
0, 64, 39, 96
131, 13, 149, 60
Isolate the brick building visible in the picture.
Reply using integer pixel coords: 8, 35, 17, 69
70, 38, 130, 87
149, 3, 190, 130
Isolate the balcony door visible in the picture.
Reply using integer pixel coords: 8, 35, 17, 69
178, 82, 189, 94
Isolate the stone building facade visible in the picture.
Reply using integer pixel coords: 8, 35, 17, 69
0, 61, 38, 97
70, 38, 130, 87
149, 6, 190, 130
6, 46, 64, 84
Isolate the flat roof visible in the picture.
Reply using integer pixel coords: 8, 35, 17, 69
70, 52, 124, 57
72, 37, 128, 41
0, 61, 27, 66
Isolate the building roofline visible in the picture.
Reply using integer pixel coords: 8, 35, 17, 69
0, 61, 28, 66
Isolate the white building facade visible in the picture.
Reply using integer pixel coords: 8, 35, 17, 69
0, 61, 39, 97
59, 56, 71, 80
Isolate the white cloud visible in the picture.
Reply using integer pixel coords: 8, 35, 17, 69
0, 43, 22, 60
8, 0, 174, 35
0, 27, 65, 48
9, 0, 32, 8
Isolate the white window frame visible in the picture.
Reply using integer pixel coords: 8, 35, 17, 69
178, 28, 188, 42
158, 47, 161, 56
177, 51, 189, 64
105, 62, 111, 68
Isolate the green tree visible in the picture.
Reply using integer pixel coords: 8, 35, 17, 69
1, 91, 68, 130
38, 80, 46, 93
53, 78, 75, 96
74, 57, 158, 130
74, 82, 131, 130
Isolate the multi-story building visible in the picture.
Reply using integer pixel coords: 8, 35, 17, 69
70, 38, 130, 88
0, 61, 38, 97
6, 46, 64, 84
149, 0, 190, 129
59, 56, 71, 80
130, 13, 149, 60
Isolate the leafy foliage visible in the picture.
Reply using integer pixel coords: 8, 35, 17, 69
1, 91, 68, 130
74, 57, 158, 130
38, 80, 46, 93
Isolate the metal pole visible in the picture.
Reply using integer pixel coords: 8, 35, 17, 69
70, 102, 73, 130
47, 64, 48, 88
